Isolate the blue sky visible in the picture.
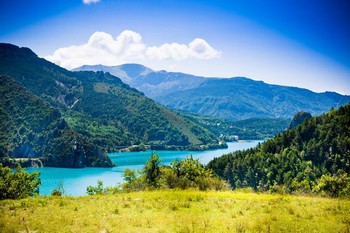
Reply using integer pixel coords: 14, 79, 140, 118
1, 0, 349, 94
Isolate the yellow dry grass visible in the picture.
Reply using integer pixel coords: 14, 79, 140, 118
1, 190, 349, 232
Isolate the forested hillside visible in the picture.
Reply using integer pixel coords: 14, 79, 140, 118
0, 75, 112, 167
208, 104, 350, 197
66, 71, 221, 150
0, 43, 223, 167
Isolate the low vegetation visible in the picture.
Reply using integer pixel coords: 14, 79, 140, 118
1, 190, 349, 233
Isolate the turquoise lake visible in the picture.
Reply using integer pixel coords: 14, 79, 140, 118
28, 141, 261, 196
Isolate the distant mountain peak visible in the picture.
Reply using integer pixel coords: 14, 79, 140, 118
73, 63, 153, 84
118, 63, 153, 78
72, 62, 350, 121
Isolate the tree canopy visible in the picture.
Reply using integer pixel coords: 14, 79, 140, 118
208, 104, 350, 197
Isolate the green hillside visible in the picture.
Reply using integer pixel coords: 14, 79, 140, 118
67, 71, 221, 150
0, 75, 112, 167
0, 43, 222, 167
208, 104, 350, 197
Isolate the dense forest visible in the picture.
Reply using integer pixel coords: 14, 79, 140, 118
0, 75, 112, 167
208, 104, 350, 197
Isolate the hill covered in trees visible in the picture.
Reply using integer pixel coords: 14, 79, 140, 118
208, 104, 350, 197
0, 75, 113, 167
0, 43, 223, 167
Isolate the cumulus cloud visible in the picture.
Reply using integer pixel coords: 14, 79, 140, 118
146, 38, 221, 60
83, 0, 100, 5
46, 30, 145, 69
45, 30, 221, 69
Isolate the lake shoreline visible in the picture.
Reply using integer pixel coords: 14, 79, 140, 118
27, 140, 262, 196
113, 139, 262, 153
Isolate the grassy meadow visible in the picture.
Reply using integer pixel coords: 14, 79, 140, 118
1, 190, 350, 233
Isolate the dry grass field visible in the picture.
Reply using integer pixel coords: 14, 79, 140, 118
1, 190, 349, 233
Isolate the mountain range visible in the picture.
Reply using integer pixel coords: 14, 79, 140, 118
75, 64, 350, 120
0, 43, 222, 167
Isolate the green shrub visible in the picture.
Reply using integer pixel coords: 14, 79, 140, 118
313, 173, 350, 197
144, 152, 162, 187
87, 180, 105, 195
0, 163, 40, 199
87, 153, 229, 194
86, 180, 120, 195
51, 181, 65, 196
121, 169, 146, 192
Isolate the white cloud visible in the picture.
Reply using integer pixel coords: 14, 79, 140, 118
45, 30, 221, 70
83, 0, 100, 5
146, 39, 220, 60
46, 30, 145, 69
189, 38, 221, 59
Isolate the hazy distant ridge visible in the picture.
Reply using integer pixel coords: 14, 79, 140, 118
75, 64, 350, 121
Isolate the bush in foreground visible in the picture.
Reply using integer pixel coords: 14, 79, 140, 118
0, 163, 40, 200
121, 153, 229, 192
87, 152, 229, 195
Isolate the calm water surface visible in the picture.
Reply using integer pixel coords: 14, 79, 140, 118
28, 141, 261, 196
